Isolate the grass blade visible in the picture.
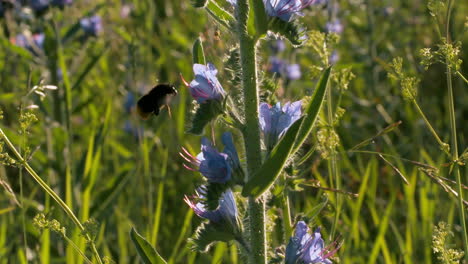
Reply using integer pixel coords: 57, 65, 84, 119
192, 37, 206, 65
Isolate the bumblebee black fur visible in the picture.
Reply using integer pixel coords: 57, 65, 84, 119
136, 84, 178, 119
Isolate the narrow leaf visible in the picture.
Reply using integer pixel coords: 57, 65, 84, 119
189, 223, 235, 253
246, 0, 257, 36
251, 0, 268, 36
71, 46, 108, 91
205, 1, 236, 30
130, 228, 167, 264
242, 116, 305, 198
292, 67, 331, 154
268, 18, 307, 47
192, 38, 206, 65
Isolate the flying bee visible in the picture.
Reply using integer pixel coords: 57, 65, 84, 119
136, 84, 178, 119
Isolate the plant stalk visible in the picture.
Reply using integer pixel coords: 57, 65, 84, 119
445, 0, 468, 261
0, 128, 103, 264
236, 0, 266, 263
325, 78, 341, 239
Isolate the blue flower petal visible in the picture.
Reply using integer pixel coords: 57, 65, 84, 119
198, 137, 232, 183
189, 63, 225, 103
259, 100, 302, 149
222, 132, 241, 168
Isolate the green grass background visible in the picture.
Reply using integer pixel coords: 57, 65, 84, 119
0, 0, 467, 263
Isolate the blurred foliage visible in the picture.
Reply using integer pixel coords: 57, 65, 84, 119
0, 0, 467, 263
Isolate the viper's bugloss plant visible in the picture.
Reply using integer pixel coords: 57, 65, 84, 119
285, 221, 340, 264
184, 188, 245, 252
172, 0, 336, 263
268, 57, 302, 80
263, 0, 318, 21
259, 101, 302, 151
12, 32, 45, 55
181, 132, 242, 184
80, 15, 103, 36
184, 63, 226, 103
185, 188, 240, 230
326, 19, 343, 34
6, 0, 467, 262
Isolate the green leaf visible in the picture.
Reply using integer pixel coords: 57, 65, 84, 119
130, 228, 167, 264
72, 46, 108, 91
202, 182, 230, 211
250, 0, 268, 37
192, 37, 206, 65
246, 0, 257, 36
0, 38, 33, 60
205, 1, 236, 30
292, 67, 331, 154
189, 223, 235, 252
268, 18, 307, 47
242, 116, 305, 198
188, 100, 223, 135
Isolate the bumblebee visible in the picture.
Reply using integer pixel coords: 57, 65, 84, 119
136, 84, 177, 119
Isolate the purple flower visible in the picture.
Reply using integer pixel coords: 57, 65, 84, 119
259, 101, 302, 149
12, 33, 45, 54
222, 132, 241, 170
268, 56, 286, 75
30, 0, 50, 12
184, 188, 238, 226
80, 15, 102, 36
181, 132, 240, 183
268, 57, 302, 80
315, 0, 327, 4
329, 50, 339, 64
182, 63, 225, 103
285, 221, 340, 264
33, 33, 45, 48
326, 19, 343, 34
264, 0, 318, 21
124, 92, 135, 113
270, 39, 286, 54
285, 63, 301, 80
120, 4, 133, 18
52, 0, 73, 7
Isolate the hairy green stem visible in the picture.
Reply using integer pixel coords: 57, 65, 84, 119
445, 0, 468, 261
236, 0, 266, 263
0, 128, 104, 264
